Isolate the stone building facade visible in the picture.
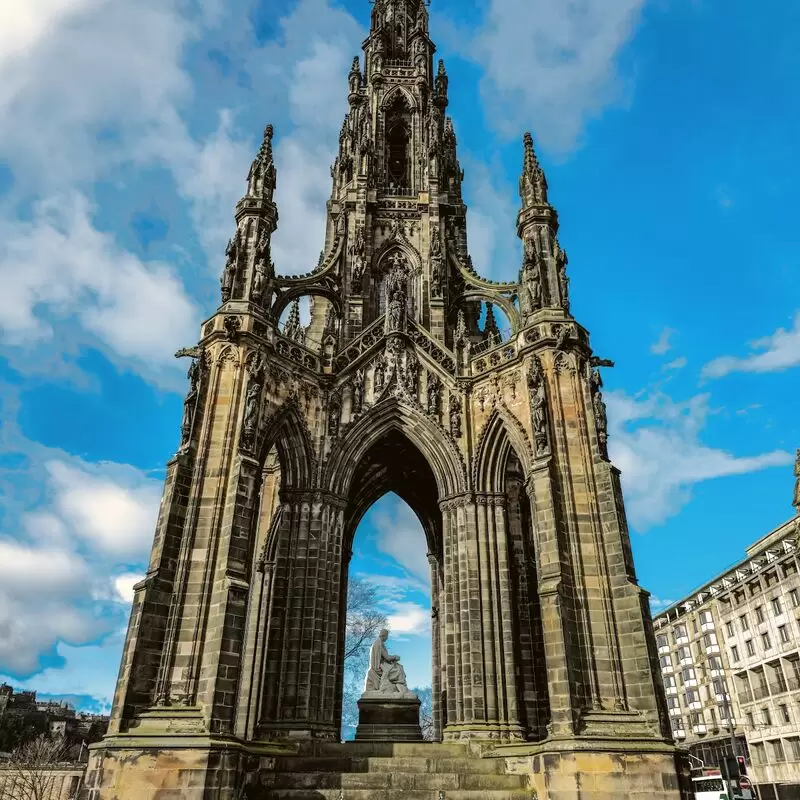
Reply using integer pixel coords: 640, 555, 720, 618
82, 1, 687, 797
655, 465, 800, 799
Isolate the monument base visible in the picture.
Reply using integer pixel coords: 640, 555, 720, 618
355, 694, 423, 742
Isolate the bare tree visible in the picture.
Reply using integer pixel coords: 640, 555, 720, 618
343, 579, 388, 679
0, 735, 74, 800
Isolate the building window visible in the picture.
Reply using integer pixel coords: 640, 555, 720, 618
685, 689, 700, 704
682, 667, 696, 682
751, 742, 765, 764
779, 624, 791, 644
762, 632, 772, 650
771, 739, 786, 762
692, 618, 699, 634
766, 571, 778, 587
763, 708, 773, 726
772, 597, 783, 616
726, 621, 735, 637
781, 704, 791, 723
656, 634, 668, 649
746, 639, 756, 657
689, 711, 702, 726
746, 712, 755, 728
788, 737, 800, 760
740, 614, 750, 631
700, 610, 713, 626
670, 717, 683, 733
791, 589, 800, 609
678, 646, 691, 661
668, 696, 679, 709
756, 606, 765, 624
731, 645, 740, 662
709, 655, 723, 671
660, 654, 671, 669
673, 625, 687, 643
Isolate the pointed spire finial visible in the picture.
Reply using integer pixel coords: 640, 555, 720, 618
793, 449, 800, 514
248, 124, 277, 200
283, 299, 305, 344
519, 131, 548, 208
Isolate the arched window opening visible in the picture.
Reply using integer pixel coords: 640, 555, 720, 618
385, 95, 412, 193
341, 493, 432, 740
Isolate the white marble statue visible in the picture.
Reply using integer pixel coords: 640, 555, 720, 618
363, 629, 415, 697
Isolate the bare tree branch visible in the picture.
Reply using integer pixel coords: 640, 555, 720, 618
343, 579, 388, 681
1, 735, 73, 800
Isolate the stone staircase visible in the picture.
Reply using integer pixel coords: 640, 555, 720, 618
263, 741, 531, 799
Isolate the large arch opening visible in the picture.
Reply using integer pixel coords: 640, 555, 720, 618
339, 430, 442, 740
341, 493, 432, 740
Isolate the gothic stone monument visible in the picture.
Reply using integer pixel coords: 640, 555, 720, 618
81, 0, 687, 797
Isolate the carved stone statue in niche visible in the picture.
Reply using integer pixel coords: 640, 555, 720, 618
427, 374, 441, 418
449, 399, 462, 439
374, 354, 386, 394
351, 225, 366, 287
220, 235, 238, 303
179, 358, 201, 450
528, 358, 550, 458
241, 379, 262, 453
328, 394, 341, 440
352, 369, 365, 415
388, 290, 406, 332
430, 226, 443, 298
555, 239, 570, 312
404, 352, 419, 395
590, 367, 609, 459
251, 257, 268, 305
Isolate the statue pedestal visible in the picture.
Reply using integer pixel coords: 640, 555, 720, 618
355, 694, 423, 742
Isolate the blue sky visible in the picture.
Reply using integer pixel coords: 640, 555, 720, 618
0, 0, 798, 710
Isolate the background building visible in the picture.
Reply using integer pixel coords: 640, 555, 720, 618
655, 461, 800, 800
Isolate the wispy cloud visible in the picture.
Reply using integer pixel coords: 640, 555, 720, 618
663, 356, 688, 372
466, 0, 647, 150
608, 390, 792, 530
651, 327, 676, 356
703, 312, 800, 378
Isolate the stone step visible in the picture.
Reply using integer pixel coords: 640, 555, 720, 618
272, 756, 506, 775
265, 791, 532, 800
297, 742, 469, 759
265, 771, 526, 791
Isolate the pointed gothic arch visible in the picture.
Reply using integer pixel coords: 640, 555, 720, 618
258, 400, 316, 490
324, 398, 466, 500
473, 408, 534, 493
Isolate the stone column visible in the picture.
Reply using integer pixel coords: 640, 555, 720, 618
257, 493, 347, 739
428, 552, 442, 741
526, 460, 580, 737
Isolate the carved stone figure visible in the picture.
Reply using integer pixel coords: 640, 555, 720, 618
528, 359, 550, 457
363, 629, 411, 696
352, 369, 365, 415
179, 359, 201, 450
351, 226, 366, 287
220, 236, 238, 302
449, 400, 462, 439
328, 394, 341, 439
593, 390, 609, 458
427, 374, 441, 417
251, 258, 268, 304
388, 289, 406, 332
374, 354, 386, 394
555, 241, 570, 311
241, 380, 261, 452
405, 352, 419, 395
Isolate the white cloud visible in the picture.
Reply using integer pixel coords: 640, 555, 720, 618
607, 390, 792, 530
469, 0, 647, 150
0, 194, 200, 368
114, 574, 144, 604
255, 1, 365, 275
370, 500, 431, 588
0, 449, 160, 676
46, 459, 160, 558
651, 327, 675, 355
703, 312, 800, 378
663, 356, 688, 372
462, 155, 520, 284
387, 603, 431, 637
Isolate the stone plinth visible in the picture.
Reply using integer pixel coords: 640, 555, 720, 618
355, 695, 423, 742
